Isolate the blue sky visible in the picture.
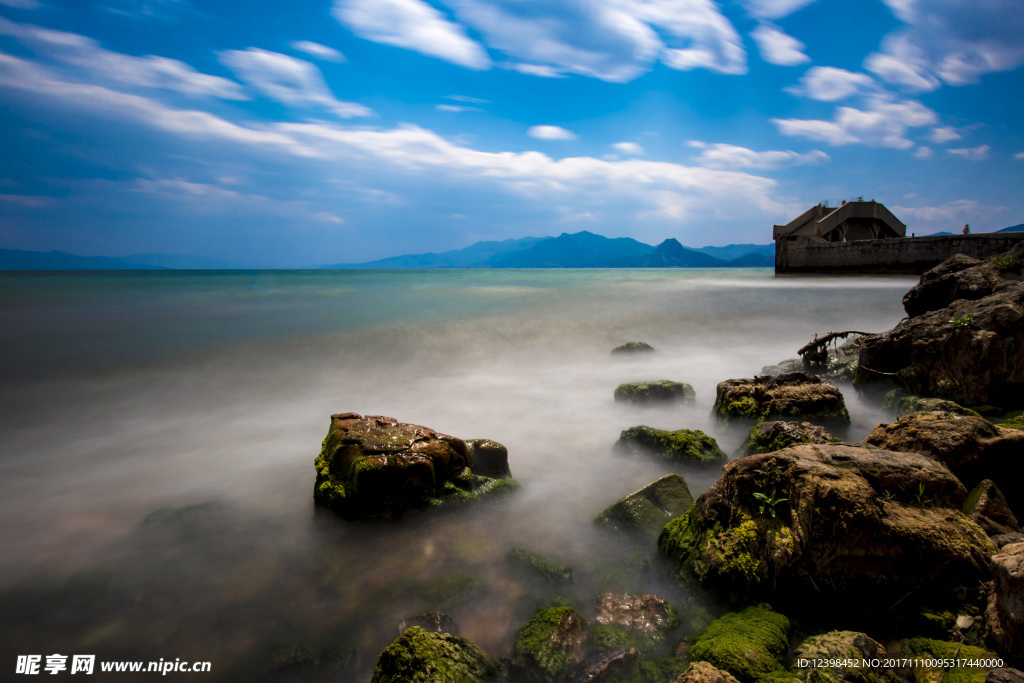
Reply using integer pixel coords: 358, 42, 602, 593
1, 0, 1023, 266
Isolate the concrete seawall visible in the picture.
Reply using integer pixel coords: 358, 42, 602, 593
776, 232, 1024, 274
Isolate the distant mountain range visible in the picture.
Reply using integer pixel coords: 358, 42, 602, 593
997, 224, 1024, 233
0, 249, 244, 270
324, 231, 776, 269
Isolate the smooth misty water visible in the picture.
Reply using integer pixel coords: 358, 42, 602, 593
0, 269, 916, 680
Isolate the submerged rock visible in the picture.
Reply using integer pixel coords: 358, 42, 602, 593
596, 474, 694, 537
741, 420, 839, 456
659, 444, 996, 611
507, 548, 573, 586
370, 626, 502, 683
313, 413, 516, 519
612, 341, 656, 355
513, 607, 587, 683
593, 592, 680, 654
615, 381, 696, 405
903, 253, 1005, 318
465, 439, 512, 479
689, 606, 790, 683
964, 480, 1020, 537
863, 411, 1024, 511
615, 427, 727, 466
713, 372, 850, 425
566, 647, 636, 683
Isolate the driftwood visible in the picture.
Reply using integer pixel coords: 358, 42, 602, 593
798, 330, 875, 363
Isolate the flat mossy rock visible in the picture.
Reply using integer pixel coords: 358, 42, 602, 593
616, 427, 727, 467
313, 413, 517, 519
659, 444, 997, 612
964, 480, 1020, 536
513, 607, 587, 683
881, 389, 981, 418
615, 381, 696, 405
613, 341, 656, 355
597, 474, 695, 537
741, 421, 839, 456
713, 373, 850, 425
864, 411, 1024, 511
370, 626, 503, 683
899, 638, 1001, 683
792, 631, 895, 683
507, 548, 573, 585
676, 661, 742, 683
689, 606, 790, 683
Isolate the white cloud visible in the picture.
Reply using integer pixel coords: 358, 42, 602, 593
773, 96, 937, 149
0, 0, 40, 8
436, 103, 479, 112
946, 145, 991, 160
528, 125, 576, 141
913, 146, 933, 159
738, 0, 817, 20
289, 41, 346, 63
892, 199, 1005, 229
218, 48, 372, 118
688, 141, 829, 169
446, 94, 488, 104
312, 211, 345, 224
612, 141, 644, 155
1015, 152, 1024, 160
750, 23, 809, 66
0, 18, 247, 99
928, 126, 960, 144
786, 66, 876, 101
334, 0, 747, 81
868, 1, 1024, 91
333, 0, 491, 70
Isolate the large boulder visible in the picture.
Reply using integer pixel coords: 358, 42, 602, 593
615, 380, 695, 405
616, 427, 728, 467
596, 474, 695, 537
313, 413, 516, 519
858, 280, 1024, 406
513, 607, 587, 683
902, 253, 1005, 318
986, 542, 1024, 657
676, 662, 742, 683
741, 421, 839, 456
612, 341, 655, 355
863, 412, 1024, 513
659, 444, 996, 612
713, 373, 850, 425
689, 606, 790, 683
370, 626, 503, 683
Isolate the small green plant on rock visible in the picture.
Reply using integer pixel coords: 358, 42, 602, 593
949, 313, 973, 330
899, 483, 933, 508
753, 488, 788, 518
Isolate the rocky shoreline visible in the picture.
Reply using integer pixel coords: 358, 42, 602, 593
317, 244, 1024, 682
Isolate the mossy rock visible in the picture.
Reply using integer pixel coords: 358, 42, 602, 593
995, 410, 1024, 430
613, 341, 656, 355
589, 624, 641, 655
507, 548, 574, 586
514, 607, 587, 683
616, 427, 727, 466
881, 389, 981, 418
791, 631, 895, 683
713, 374, 850, 425
597, 474, 695, 537
370, 626, 503, 683
741, 421, 839, 456
615, 381, 696, 405
689, 606, 790, 683
899, 638, 1000, 683
628, 657, 690, 683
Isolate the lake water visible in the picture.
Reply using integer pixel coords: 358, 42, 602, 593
0, 268, 916, 680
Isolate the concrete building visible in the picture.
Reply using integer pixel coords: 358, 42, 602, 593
774, 200, 1024, 273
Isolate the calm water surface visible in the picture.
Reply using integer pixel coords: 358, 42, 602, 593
0, 268, 916, 680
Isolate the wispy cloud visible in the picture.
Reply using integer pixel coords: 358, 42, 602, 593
446, 94, 488, 104
750, 24, 809, 66
218, 48, 373, 118
332, 0, 491, 70
436, 103, 480, 112
892, 198, 1006, 228
688, 141, 828, 169
738, 0, 818, 20
913, 146, 933, 159
289, 40, 346, 63
612, 142, 644, 155
946, 145, 991, 160
928, 126, 960, 144
773, 96, 937, 149
528, 125, 576, 141
786, 66, 876, 101
0, 0, 41, 8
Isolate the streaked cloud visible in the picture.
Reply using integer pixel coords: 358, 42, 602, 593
773, 96, 937, 149
892, 198, 1006, 229
218, 48, 373, 118
528, 125, 576, 141
688, 141, 829, 169
786, 66, 876, 101
928, 126, 960, 144
738, 0, 817, 20
946, 145, 991, 160
750, 24, 809, 66
289, 40, 346, 63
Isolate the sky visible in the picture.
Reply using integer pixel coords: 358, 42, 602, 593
1, 0, 1023, 266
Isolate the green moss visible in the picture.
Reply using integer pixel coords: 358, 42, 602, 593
995, 410, 1024, 430
759, 672, 802, 683
690, 606, 791, 683
618, 427, 727, 466
791, 631, 891, 683
990, 254, 1023, 272
513, 607, 585, 683
712, 518, 766, 585
370, 626, 503, 683
658, 505, 703, 574
507, 548, 573, 585
719, 396, 760, 420
589, 624, 641, 654
615, 380, 696, 405
899, 638, 999, 683
628, 657, 690, 683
